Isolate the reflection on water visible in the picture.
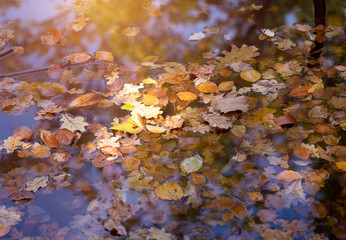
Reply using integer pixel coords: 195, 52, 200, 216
0, 0, 345, 239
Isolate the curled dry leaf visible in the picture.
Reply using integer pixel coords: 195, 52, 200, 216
95, 50, 114, 62
41, 130, 60, 148
273, 114, 296, 127
274, 170, 303, 182
189, 32, 205, 41
154, 182, 183, 201
69, 93, 100, 108
52, 128, 76, 145
177, 92, 197, 101
122, 27, 140, 37
196, 81, 218, 93
64, 52, 91, 63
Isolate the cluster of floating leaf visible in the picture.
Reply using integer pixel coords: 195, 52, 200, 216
1, 12, 346, 240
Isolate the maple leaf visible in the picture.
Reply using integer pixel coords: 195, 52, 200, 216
213, 94, 249, 113
60, 114, 88, 132
252, 80, 288, 95
216, 45, 260, 70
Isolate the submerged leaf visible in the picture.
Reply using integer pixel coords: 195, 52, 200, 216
180, 155, 203, 175
155, 182, 183, 201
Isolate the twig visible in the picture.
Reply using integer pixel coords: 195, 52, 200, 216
0, 59, 114, 79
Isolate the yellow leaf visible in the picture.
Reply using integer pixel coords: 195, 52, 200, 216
196, 81, 218, 93
143, 94, 159, 105
240, 69, 261, 82
142, 77, 157, 84
154, 182, 183, 201
95, 51, 114, 62
335, 161, 346, 171
111, 120, 143, 134
145, 124, 167, 133
177, 92, 197, 101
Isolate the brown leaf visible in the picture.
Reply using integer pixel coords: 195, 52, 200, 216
219, 68, 232, 77
121, 156, 140, 171
240, 69, 261, 82
0, 223, 11, 238
9, 190, 35, 202
294, 146, 310, 160
335, 161, 346, 171
48, 64, 63, 79
41, 130, 60, 148
273, 114, 296, 126
69, 93, 100, 108
100, 146, 122, 156
52, 128, 76, 145
274, 170, 303, 182
289, 83, 313, 97
31, 145, 51, 158
257, 209, 277, 223
202, 197, 236, 210
218, 81, 234, 91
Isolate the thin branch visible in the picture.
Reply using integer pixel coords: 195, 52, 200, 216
0, 60, 114, 80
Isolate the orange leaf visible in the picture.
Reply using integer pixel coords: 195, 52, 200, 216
42, 27, 61, 46
289, 83, 313, 97
100, 146, 122, 156
121, 156, 140, 171
64, 52, 91, 63
40, 130, 60, 148
274, 170, 303, 182
219, 68, 232, 77
218, 81, 234, 92
69, 93, 100, 108
335, 161, 346, 171
12, 46, 24, 54
142, 94, 159, 105
177, 92, 197, 101
230, 204, 249, 220
196, 81, 218, 93
294, 146, 310, 160
240, 69, 261, 82
154, 182, 183, 201
95, 51, 114, 62
248, 192, 263, 201
273, 114, 296, 126
52, 128, 76, 145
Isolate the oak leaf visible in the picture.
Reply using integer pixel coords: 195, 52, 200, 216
214, 94, 249, 113
24, 176, 49, 192
60, 114, 88, 132
69, 93, 100, 108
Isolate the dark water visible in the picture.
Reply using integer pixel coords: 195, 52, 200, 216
0, 0, 345, 239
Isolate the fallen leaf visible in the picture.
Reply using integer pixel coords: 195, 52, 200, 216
240, 69, 261, 82
9, 190, 35, 202
31, 145, 51, 158
180, 155, 203, 175
0, 223, 11, 238
52, 128, 76, 145
274, 170, 303, 182
69, 93, 100, 108
218, 81, 234, 91
335, 161, 346, 171
293, 23, 313, 32
60, 114, 88, 132
189, 32, 205, 41
143, 94, 160, 105
95, 50, 114, 61
145, 124, 167, 133
64, 52, 91, 63
122, 27, 140, 37
214, 94, 249, 113
273, 114, 296, 126
40, 130, 60, 148
24, 176, 49, 192
177, 92, 197, 101
202, 197, 236, 210
155, 182, 183, 201
196, 81, 218, 93
42, 27, 61, 46
294, 146, 310, 160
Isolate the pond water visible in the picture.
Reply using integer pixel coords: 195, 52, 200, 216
0, 0, 345, 239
